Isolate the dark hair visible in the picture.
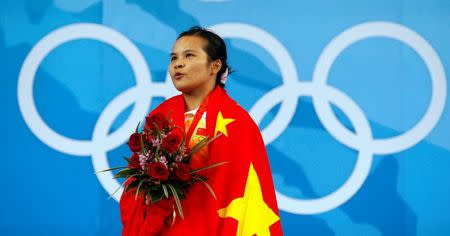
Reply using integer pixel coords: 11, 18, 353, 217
177, 26, 231, 88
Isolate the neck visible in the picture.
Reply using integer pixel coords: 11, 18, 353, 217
183, 86, 216, 112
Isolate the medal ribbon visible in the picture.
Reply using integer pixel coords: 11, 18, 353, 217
184, 93, 211, 147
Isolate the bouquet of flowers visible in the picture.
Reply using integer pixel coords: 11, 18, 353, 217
98, 112, 226, 224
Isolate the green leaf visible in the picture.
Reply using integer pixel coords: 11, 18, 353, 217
107, 174, 138, 199
193, 176, 217, 200
108, 183, 125, 200
155, 145, 160, 161
167, 184, 184, 220
148, 185, 161, 191
140, 133, 147, 154
191, 161, 229, 174
114, 168, 138, 179
123, 156, 131, 163
135, 179, 145, 200
188, 136, 209, 155
187, 133, 223, 158
162, 184, 169, 198
154, 122, 162, 139
95, 166, 127, 174
150, 192, 164, 203
125, 177, 140, 193
135, 121, 141, 133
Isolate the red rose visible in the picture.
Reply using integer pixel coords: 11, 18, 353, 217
127, 133, 143, 152
174, 163, 191, 181
162, 119, 170, 129
148, 162, 170, 180
145, 113, 168, 131
128, 152, 141, 169
161, 132, 182, 153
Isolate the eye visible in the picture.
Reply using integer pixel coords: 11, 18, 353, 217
170, 56, 177, 61
186, 53, 194, 58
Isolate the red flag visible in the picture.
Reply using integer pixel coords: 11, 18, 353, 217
120, 86, 283, 236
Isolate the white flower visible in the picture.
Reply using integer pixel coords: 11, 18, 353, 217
151, 138, 161, 147
159, 155, 167, 165
139, 153, 148, 170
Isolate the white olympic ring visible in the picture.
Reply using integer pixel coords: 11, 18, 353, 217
251, 82, 374, 214
18, 22, 446, 213
18, 23, 153, 156
18, 23, 178, 200
249, 22, 446, 214
188, 23, 299, 146
312, 22, 447, 155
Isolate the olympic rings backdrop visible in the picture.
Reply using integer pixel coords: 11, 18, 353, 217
1, 0, 450, 235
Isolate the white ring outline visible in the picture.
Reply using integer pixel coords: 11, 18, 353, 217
313, 22, 447, 155
211, 23, 374, 214
209, 23, 300, 145
16, 22, 446, 213
92, 83, 178, 201
92, 22, 300, 202
251, 82, 374, 214
17, 23, 153, 156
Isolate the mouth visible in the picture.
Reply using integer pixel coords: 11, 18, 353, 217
174, 72, 184, 80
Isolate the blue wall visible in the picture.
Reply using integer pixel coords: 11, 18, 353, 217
1, 0, 449, 235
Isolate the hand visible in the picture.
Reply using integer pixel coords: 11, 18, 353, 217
145, 193, 151, 205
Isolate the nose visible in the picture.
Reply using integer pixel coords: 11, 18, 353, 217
174, 59, 184, 69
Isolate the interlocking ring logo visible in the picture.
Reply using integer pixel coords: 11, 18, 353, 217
18, 22, 447, 215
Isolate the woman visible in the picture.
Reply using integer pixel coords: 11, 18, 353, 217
120, 26, 283, 236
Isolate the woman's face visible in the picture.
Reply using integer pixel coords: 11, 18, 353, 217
169, 36, 219, 95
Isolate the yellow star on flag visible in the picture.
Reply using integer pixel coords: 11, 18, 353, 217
217, 163, 280, 236
214, 111, 235, 137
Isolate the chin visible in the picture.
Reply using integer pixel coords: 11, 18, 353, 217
171, 79, 184, 91
173, 83, 193, 94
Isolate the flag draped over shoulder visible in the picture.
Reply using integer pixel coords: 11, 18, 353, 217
120, 86, 283, 236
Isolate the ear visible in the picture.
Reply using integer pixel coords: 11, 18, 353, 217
210, 59, 222, 75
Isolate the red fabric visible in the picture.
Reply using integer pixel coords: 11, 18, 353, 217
196, 127, 207, 136
120, 86, 283, 236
